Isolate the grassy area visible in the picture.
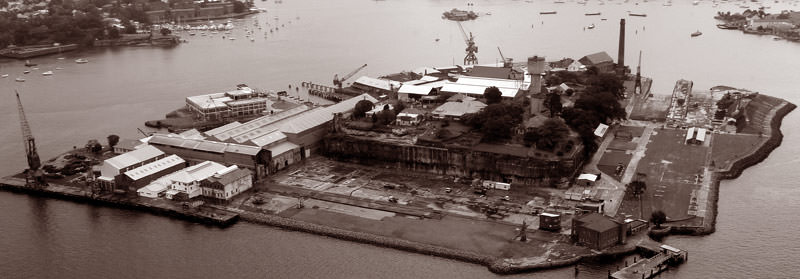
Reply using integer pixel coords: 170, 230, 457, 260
710, 134, 763, 170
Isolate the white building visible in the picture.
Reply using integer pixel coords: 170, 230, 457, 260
201, 166, 253, 203
165, 161, 227, 200
97, 145, 165, 190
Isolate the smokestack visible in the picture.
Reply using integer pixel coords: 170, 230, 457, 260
618, 19, 625, 71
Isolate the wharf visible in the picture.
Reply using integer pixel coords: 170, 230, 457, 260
0, 176, 239, 227
0, 43, 79, 59
610, 243, 688, 279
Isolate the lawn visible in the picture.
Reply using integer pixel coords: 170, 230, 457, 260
710, 133, 763, 170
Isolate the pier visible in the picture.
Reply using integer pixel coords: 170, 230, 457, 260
301, 81, 350, 102
610, 243, 688, 279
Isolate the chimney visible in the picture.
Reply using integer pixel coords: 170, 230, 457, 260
618, 19, 626, 71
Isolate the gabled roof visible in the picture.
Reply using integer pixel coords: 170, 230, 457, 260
249, 130, 287, 147
105, 145, 164, 170
171, 161, 227, 184
398, 84, 435, 95
124, 155, 185, 181
277, 94, 378, 134
148, 134, 263, 156
204, 121, 243, 137
576, 212, 618, 233
115, 138, 144, 151
353, 76, 401, 91
440, 82, 520, 98
267, 141, 299, 157
206, 167, 252, 186
211, 105, 309, 141
579, 52, 614, 66
432, 99, 486, 117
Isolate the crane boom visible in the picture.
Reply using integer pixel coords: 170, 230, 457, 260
497, 46, 506, 62
334, 64, 368, 89
455, 21, 478, 65
16, 91, 41, 173
457, 21, 469, 43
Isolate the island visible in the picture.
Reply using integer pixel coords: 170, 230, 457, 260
1, 51, 794, 277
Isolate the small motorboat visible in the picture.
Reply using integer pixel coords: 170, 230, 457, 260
691, 30, 702, 37
587, 24, 595, 29
1, 74, 9, 78
15, 77, 25, 82
75, 58, 89, 64
42, 71, 53, 76
23, 70, 30, 74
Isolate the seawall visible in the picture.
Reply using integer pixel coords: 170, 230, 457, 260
0, 180, 238, 227
668, 99, 795, 236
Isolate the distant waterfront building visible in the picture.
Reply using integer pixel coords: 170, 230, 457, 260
395, 108, 425, 126
113, 138, 146, 154
440, 76, 524, 99
748, 17, 795, 30
567, 60, 586, 72
200, 165, 253, 203
185, 86, 271, 121
578, 52, 615, 73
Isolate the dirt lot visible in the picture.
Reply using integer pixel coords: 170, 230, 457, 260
710, 133, 763, 170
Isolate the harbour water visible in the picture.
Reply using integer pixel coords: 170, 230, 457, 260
2, 0, 799, 278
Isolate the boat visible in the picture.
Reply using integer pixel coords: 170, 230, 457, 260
717, 23, 739, 29
587, 24, 595, 29
691, 30, 702, 37
773, 36, 783, 40
1, 74, 8, 78
23, 70, 30, 74
585, 12, 601, 16
42, 71, 53, 76
15, 77, 25, 82
55, 67, 64, 70
435, 38, 440, 42
442, 8, 479, 21
629, 13, 647, 17
540, 11, 557, 15
75, 58, 89, 64
693, 0, 700, 5
24, 60, 37, 67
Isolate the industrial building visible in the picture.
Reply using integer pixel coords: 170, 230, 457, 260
146, 134, 270, 179
185, 86, 271, 121
97, 145, 168, 191
115, 155, 186, 193
165, 161, 227, 200
200, 166, 253, 203
571, 212, 625, 250
578, 52, 615, 73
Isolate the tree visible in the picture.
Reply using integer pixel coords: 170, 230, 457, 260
546, 92, 562, 117
353, 100, 374, 119
108, 27, 120, 39
586, 73, 625, 99
627, 180, 646, 198
484, 86, 502, 104
376, 109, 395, 125
534, 118, 570, 151
160, 27, 171, 36
651, 210, 667, 229
394, 101, 406, 116
465, 103, 525, 142
107, 134, 120, 148
574, 91, 626, 124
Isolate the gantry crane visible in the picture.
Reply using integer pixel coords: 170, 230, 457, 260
333, 64, 368, 89
457, 21, 478, 65
16, 91, 45, 186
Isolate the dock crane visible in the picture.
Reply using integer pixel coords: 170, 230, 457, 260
15, 91, 45, 186
333, 64, 368, 89
456, 21, 478, 65
497, 46, 506, 62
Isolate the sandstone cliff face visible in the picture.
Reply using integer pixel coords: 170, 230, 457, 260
323, 134, 584, 186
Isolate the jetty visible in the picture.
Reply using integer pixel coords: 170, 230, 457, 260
610, 244, 687, 279
0, 43, 79, 59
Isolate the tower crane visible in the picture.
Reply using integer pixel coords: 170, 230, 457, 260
15, 91, 45, 186
456, 21, 478, 65
333, 64, 368, 89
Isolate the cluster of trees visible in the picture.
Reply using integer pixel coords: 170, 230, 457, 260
463, 103, 525, 142
352, 100, 405, 126
523, 118, 572, 153
560, 73, 626, 157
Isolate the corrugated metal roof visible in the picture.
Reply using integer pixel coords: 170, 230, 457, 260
398, 84, 434, 95
440, 82, 519, 98
124, 155, 185, 181
579, 51, 613, 66
432, 100, 486, 117
353, 76, 401, 91
212, 105, 309, 141
148, 134, 262, 156
267, 141, 299, 158
456, 76, 523, 89
249, 130, 287, 147
172, 161, 226, 183
204, 121, 242, 137
105, 145, 165, 170
206, 167, 252, 186
179, 129, 204, 140
276, 94, 378, 134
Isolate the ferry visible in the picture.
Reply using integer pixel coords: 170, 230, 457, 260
75, 58, 89, 64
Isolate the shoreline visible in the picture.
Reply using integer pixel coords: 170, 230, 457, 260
0, 97, 794, 275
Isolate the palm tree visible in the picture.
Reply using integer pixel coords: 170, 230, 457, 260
651, 210, 667, 229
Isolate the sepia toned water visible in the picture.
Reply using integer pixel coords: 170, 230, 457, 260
2, 0, 799, 278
